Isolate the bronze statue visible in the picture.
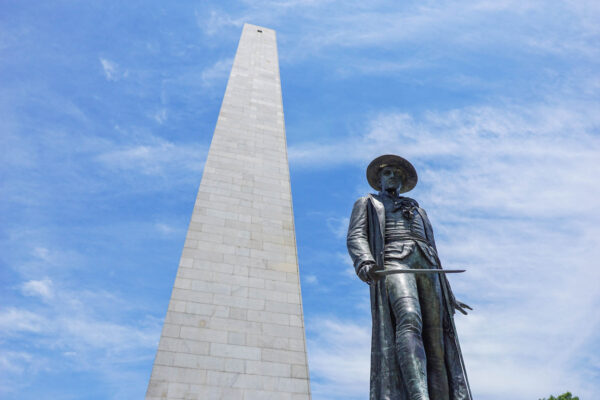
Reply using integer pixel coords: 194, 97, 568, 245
347, 155, 472, 400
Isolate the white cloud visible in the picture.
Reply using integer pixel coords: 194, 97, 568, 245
240, 0, 334, 8
99, 57, 129, 81
336, 252, 357, 279
306, 317, 371, 399
0, 308, 46, 334
58, 314, 159, 352
325, 217, 349, 239
201, 57, 234, 87
289, 100, 600, 218
193, 0, 599, 71
32, 247, 50, 261
0, 284, 161, 383
99, 58, 122, 81
153, 108, 167, 124
196, 9, 244, 36
0, 351, 34, 374
21, 279, 53, 300
95, 136, 206, 176
14, 245, 86, 277
155, 222, 177, 235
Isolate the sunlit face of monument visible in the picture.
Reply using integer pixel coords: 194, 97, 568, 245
145, 24, 311, 400
379, 166, 404, 193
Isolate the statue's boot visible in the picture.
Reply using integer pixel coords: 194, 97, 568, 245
397, 344, 429, 400
424, 326, 449, 400
420, 269, 450, 400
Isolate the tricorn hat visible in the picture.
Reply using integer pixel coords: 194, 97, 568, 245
366, 154, 418, 193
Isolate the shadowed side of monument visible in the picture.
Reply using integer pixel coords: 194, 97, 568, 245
145, 24, 311, 400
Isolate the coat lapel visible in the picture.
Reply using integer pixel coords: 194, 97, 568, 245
368, 194, 385, 244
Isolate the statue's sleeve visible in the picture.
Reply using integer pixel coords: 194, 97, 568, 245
347, 197, 376, 273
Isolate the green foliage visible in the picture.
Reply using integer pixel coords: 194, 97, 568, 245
539, 392, 579, 400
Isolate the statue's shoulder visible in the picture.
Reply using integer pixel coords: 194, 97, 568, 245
407, 198, 432, 222
400, 195, 420, 208
354, 193, 378, 204
352, 195, 370, 209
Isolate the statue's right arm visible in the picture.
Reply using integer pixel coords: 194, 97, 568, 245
347, 197, 376, 280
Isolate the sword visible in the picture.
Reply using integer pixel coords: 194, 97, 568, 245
373, 268, 466, 276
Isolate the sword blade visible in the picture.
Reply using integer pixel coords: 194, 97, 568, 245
373, 269, 466, 276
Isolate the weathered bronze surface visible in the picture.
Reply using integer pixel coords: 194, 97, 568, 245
347, 154, 472, 400
373, 269, 466, 277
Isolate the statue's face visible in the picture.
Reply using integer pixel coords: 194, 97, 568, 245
379, 166, 403, 192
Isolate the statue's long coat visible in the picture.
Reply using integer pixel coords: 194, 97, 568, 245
347, 194, 472, 400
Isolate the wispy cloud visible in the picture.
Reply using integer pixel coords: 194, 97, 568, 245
0, 351, 35, 374
99, 57, 128, 81
100, 57, 117, 80
195, 9, 245, 36
14, 246, 86, 279
195, 0, 600, 70
95, 136, 205, 175
325, 217, 349, 239
0, 278, 161, 397
153, 108, 167, 124
201, 57, 234, 87
306, 317, 370, 399
21, 279, 53, 300
0, 308, 46, 334
289, 99, 600, 214
32, 247, 51, 262
155, 222, 179, 235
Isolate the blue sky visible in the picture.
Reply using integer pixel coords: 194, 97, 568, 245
1, 1, 599, 399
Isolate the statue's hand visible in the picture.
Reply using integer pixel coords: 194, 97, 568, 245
358, 262, 381, 285
453, 299, 473, 315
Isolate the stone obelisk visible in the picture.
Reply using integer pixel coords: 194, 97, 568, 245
145, 24, 311, 400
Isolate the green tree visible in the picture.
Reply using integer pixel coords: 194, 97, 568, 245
539, 392, 579, 400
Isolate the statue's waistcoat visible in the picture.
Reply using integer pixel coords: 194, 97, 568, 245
370, 194, 438, 266
383, 195, 427, 243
